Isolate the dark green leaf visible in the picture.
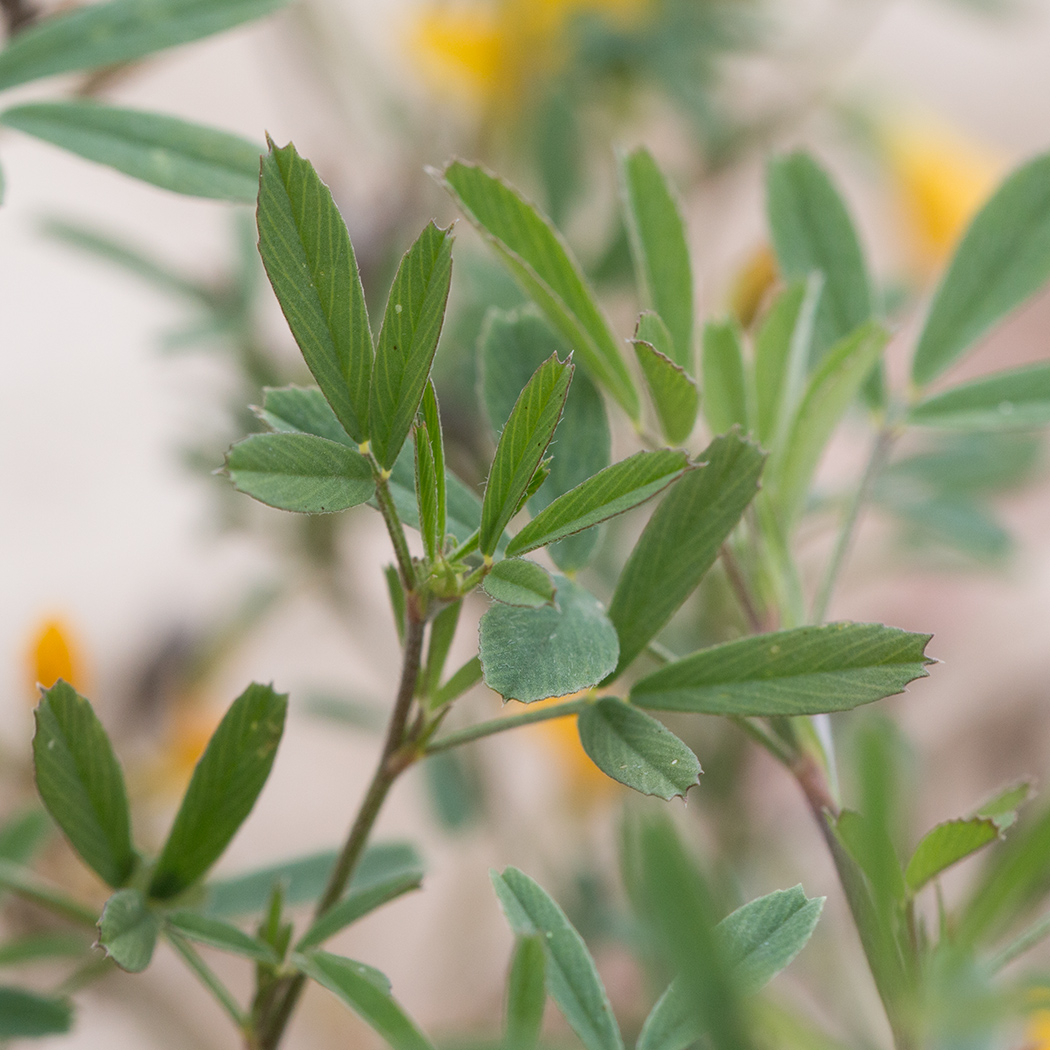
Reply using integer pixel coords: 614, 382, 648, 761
0, 987, 72, 1037
257, 141, 372, 442
480, 576, 619, 703
0, 933, 88, 968
368, 222, 454, 469
492, 868, 623, 1050
442, 161, 638, 418
631, 622, 932, 716
483, 559, 556, 607
766, 151, 872, 365
32, 681, 134, 888
608, 432, 765, 676
0, 0, 290, 91
1, 102, 260, 201
633, 320, 699, 446
507, 450, 691, 557
98, 888, 159, 973
505, 935, 546, 1050
149, 683, 287, 899
257, 385, 355, 446
226, 433, 374, 513
166, 911, 277, 963
905, 818, 1001, 894
912, 151, 1050, 386
701, 320, 748, 436
480, 353, 572, 556
909, 363, 1050, 430
619, 148, 693, 369
577, 698, 700, 800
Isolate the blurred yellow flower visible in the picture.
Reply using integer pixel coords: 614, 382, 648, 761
728, 243, 777, 329
151, 704, 220, 797
27, 618, 85, 694
1025, 1007, 1050, 1049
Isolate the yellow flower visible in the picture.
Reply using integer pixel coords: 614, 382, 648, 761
27, 618, 85, 694
727, 243, 777, 329
1025, 1007, 1050, 1049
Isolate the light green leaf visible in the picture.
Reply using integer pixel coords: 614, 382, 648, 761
32, 681, 134, 889
879, 492, 1012, 564
257, 141, 372, 442
633, 316, 699, 445
295, 950, 435, 1050
909, 363, 1050, 430
369, 222, 454, 468
631, 622, 932, 716
492, 868, 623, 1050
165, 911, 277, 963
415, 422, 440, 561
607, 432, 765, 676
480, 575, 618, 703
442, 161, 638, 418
0, 0, 289, 91
226, 433, 374, 514
423, 601, 462, 697
700, 320, 748, 436
766, 151, 872, 365
505, 935, 546, 1050
0, 933, 87, 968
420, 382, 447, 550
480, 353, 573, 556
483, 559, 555, 607
577, 698, 700, 800
0, 987, 73, 1038
257, 385, 355, 446
975, 782, 1031, 830
912, 151, 1050, 386
619, 148, 693, 369
0, 808, 50, 866
149, 683, 287, 900
507, 450, 690, 558
0, 102, 260, 201
98, 888, 159, 973
905, 818, 1001, 894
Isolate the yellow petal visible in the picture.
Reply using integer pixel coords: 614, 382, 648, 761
27, 618, 83, 694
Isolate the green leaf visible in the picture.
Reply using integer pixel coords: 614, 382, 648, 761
577, 697, 701, 800
226, 433, 374, 513
507, 450, 691, 558
149, 683, 287, 900
0, 102, 260, 201
975, 781, 1032, 829
0, 808, 51, 865
442, 161, 638, 418
480, 576, 619, 703
420, 382, 447, 550
369, 222, 454, 469
32, 681, 134, 888
879, 493, 1012, 564
257, 385, 355, 446
0, 0, 290, 91
296, 870, 424, 951
700, 320, 748, 436
909, 363, 1050, 430
483, 559, 556, 607
432, 656, 484, 709
912, 151, 1050, 386
98, 888, 159, 973
766, 151, 872, 365
505, 935, 546, 1050
905, 818, 1001, 894
631, 622, 932, 716
423, 600, 462, 696
295, 950, 435, 1050
633, 329, 699, 446
480, 353, 573, 556
607, 432, 765, 676
0, 933, 87, 968
766, 321, 888, 528
619, 148, 694, 369
257, 141, 372, 442
165, 911, 277, 963
492, 868, 623, 1050
415, 422, 440, 561
0, 987, 72, 1038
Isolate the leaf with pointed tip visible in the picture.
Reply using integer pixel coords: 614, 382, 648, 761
631, 622, 932, 716
226, 433, 374, 513
577, 698, 700, 800
505, 935, 546, 1050
483, 559, 555, 607
415, 423, 440, 561
257, 141, 372, 442
0, 987, 73, 1038
442, 161, 638, 417
905, 818, 1000, 894
975, 782, 1031, 830
98, 888, 158, 973
165, 911, 277, 963
420, 383, 447, 548
257, 386, 355, 445
607, 432, 764, 676
492, 868, 623, 1050
480, 354, 572, 556
912, 151, 1050, 386
507, 450, 690, 558
909, 362, 1050, 430
633, 314, 699, 444
384, 442, 482, 545
619, 148, 693, 369
149, 683, 287, 900
32, 681, 134, 888
700, 320, 748, 436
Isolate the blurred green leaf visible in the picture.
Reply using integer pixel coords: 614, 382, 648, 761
480, 576, 618, 702
32, 681, 134, 888
631, 623, 932, 716
432, 656, 484, 709
149, 683, 287, 899
442, 161, 638, 418
505, 935, 546, 1050
492, 867, 623, 1050
166, 911, 277, 962
634, 317, 699, 445
879, 493, 1012, 563
422, 748, 481, 830
0, 987, 73, 1038
577, 697, 700, 800
912, 151, 1050, 386
0, 933, 88, 968
483, 559, 556, 607
0, 808, 51, 866
905, 818, 1000, 894
98, 888, 158, 973
701, 320, 748, 436
226, 432, 374, 513
834, 810, 907, 918
909, 363, 1050, 430
976, 782, 1032, 830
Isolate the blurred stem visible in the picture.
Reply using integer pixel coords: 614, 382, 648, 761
167, 929, 248, 1031
425, 696, 591, 755
721, 543, 764, 633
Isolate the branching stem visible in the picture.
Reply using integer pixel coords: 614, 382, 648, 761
425, 696, 591, 755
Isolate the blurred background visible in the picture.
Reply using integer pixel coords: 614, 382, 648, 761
5, 0, 1050, 1046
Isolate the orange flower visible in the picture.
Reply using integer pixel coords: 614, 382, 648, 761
27, 618, 85, 694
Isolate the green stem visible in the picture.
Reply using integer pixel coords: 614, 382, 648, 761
721, 544, 764, 634
166, 929, 248, 1031
449, 528, 480, 563
0, 859, 98, 928
372, 468, 417, 593
425, 697, 591, 755
730, 716, 795, 766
